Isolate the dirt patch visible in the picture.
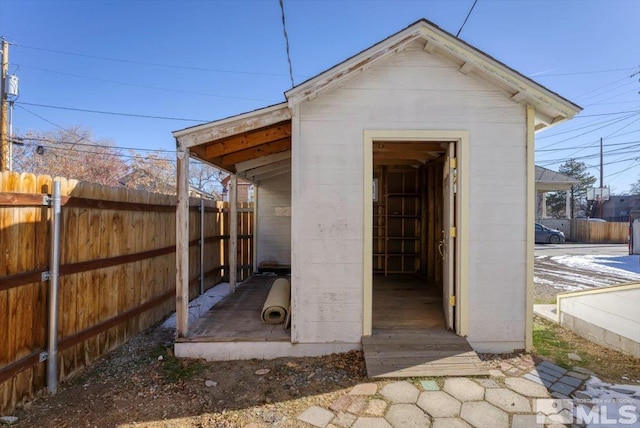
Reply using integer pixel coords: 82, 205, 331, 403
13, 326, 367, 427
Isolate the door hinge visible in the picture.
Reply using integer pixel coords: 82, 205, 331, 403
449, 296, 456, 306
450, 157, 457, 169
450, 226, 457, 238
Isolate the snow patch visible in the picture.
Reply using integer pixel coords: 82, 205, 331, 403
161, 282, 233, 329
577, 376, 640, 427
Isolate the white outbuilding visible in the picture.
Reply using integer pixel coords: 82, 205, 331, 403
172, 19, 581, 371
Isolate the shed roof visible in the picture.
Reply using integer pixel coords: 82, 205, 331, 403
535, 165, 580, 192
173, 19, 582, 177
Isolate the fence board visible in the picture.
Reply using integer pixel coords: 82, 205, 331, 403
0, 172, 254, 413
570, 220, 629, 244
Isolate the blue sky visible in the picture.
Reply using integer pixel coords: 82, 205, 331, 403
0, 0, 638, 192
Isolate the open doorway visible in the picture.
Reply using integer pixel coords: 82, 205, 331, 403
370, 140, 457, 333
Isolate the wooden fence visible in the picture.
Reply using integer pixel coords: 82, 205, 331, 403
0, 171, 253, 413
570, 220, 629, 244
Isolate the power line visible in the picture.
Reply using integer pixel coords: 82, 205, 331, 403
533, 66, 639, 78
15, 42, 296, 78
536, 112, 640, 140
536, 140, 640, 152
536, 112, 639, 150
278, 0, 295, 88
573, 109, 640, 118
15, 101, 209, 122
16, 64, 278, 102
456, 0, 478, 37
12, 135, 175, 154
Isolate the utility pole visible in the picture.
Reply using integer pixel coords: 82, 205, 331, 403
599, 137, 604, 219
1, 38, 9, 171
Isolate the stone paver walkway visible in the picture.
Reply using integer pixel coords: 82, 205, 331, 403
288, 360, 590, 428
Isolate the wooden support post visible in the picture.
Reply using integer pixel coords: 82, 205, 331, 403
252, 185, 258, 273
229, 174, 238, 293
175, 141, 190, 337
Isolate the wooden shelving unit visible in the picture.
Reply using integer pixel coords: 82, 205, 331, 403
373, 169, 422, 275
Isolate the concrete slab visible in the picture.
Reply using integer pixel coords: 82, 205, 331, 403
416, 391, 461, 418
431, 417, 472, 428
298, 406, 335, 428
385, 404, 431, 428
533, 304, 558, 323
350, 383, 378, 396
565, 370, 590, 380
380, 381, 420, 404
485, 388, 532, 413
504, 377, 550, 398
443, 378, 485, 401
460, 401, 509, 428
352, 417, 393, 428
511, 414, 543, 428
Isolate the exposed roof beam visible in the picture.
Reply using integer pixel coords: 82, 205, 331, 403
253, 166, 291, 182
423, 39, 437, 54
235, 150, 292, 172
204, 122, 291, 159
511, 91, 527, 103
459, 62, 474, 75
221, 138, 290, 167
239, 158, 291, 179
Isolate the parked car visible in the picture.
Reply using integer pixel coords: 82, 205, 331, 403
535, 223, 565, 244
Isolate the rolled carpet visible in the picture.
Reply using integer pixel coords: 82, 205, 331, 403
261, 278, 291, 324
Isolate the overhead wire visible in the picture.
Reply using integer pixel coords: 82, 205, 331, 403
16, 101, 209, 122
16, 64, 280, 102
12, 135, 175, 154
14, 42, 296, 77
456, 0, 478, 37
278, 0, 295, 88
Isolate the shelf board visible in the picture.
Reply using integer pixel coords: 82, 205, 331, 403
385, 193, 420, 197
386, 253, 420, 256
387, 215, 421, 218
386, 237, 420, 240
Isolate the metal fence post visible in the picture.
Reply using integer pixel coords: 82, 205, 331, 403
200, 199, 205, 296
47, 180, 61, 394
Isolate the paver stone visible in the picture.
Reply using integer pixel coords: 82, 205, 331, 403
298, 406, 335, 428
332, 411, 357, 428
431, 417, 472, 428
504, 377, 550, 398
511, 414, 543, 428
351, 417, 392, 428
349, 383, 378, 396
485, 388, 532, 413
385, 404, 430, 428
365, 399, 387, 417
444, 378, 485, 401
380, 381, 420, 403
460, 401, 509, 428
416, 391, 461, 418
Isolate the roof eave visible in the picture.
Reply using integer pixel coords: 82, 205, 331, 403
172, 102, 291, 148
285, 19, 581, 122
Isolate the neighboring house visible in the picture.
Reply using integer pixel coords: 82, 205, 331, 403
220, 175, 253, 203
603, 194, 640, 222
535, 165, 580, 219
172, 19, 581, 358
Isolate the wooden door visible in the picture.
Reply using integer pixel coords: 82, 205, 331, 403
441, 144, 456, 330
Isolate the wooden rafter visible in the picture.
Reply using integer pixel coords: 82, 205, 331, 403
236, 151, 291, 172
204, 121, 291, 159
221, 137, 290, 167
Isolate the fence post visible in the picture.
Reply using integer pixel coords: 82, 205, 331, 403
200, 199, 204, 296
47, 180, 61, 394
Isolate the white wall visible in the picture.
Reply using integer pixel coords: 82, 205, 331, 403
292, 40, 527, 350
256, 172, 291, 266
559, 286, 640, 356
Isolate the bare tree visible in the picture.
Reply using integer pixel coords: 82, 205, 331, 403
12, 126, 129, 186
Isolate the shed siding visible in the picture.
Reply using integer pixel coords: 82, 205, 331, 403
293, 40, 527, 349
256, 172, 291, 266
